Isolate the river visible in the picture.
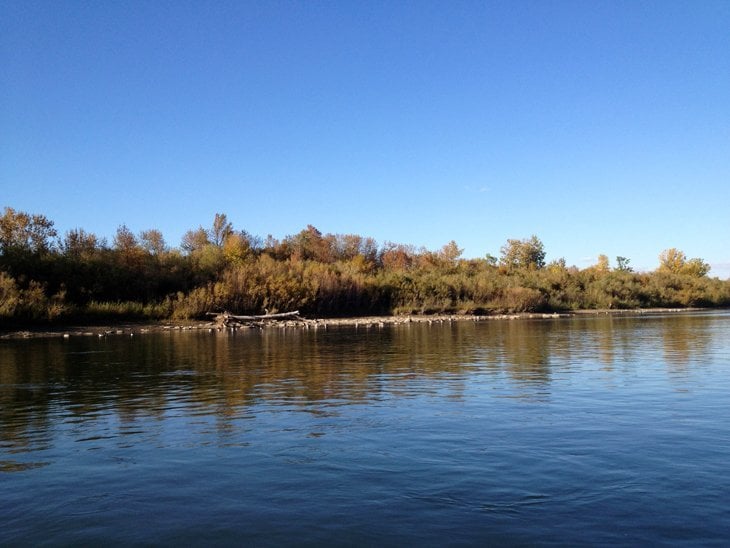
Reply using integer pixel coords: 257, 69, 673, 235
2, 311, 729, 545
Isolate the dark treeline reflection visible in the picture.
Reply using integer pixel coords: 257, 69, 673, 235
0, 314, 723, 452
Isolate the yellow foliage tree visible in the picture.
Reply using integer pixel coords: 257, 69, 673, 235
658, 248, 687, 273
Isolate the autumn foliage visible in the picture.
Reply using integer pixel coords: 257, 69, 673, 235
1, 207, 728, 324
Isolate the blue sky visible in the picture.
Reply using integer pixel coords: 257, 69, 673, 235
2, 1, 729, 277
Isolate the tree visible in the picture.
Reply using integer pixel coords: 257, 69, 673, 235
499, 235, 546, 270
595, 254, 610, 273
0, 271, 20, 317
658, 248, 710, 277
331, 234, 378, 263
287, 225, 329, 262
439, 240, 463, 265
658, 248, 686, 273
113, 225, 138, 252
181, 227, 210, 254
380, 242, 416, 271
210, 213, 233, 247
682, 258, 710, 277
616, 256, 633, 272
0, 207, 57, 254
140, 229, 167, 255
223, 232, 252, 265
547, 257, 567, 272
61, 228, 101, 258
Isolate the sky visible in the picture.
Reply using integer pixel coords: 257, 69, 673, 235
1, 1, 729, 277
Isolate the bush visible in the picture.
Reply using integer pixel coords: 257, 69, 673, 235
0, 271, 20, 317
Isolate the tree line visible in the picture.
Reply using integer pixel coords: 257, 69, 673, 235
1, 206, 728, 324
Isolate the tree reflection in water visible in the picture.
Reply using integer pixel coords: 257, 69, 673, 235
0, 313, 725, 453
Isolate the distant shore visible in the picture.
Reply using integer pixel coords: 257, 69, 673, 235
0, 308, 712, 340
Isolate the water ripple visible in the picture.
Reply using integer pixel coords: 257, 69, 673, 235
1, 312, 729, 545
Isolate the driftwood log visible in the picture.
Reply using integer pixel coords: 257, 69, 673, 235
206, 310, 302, 327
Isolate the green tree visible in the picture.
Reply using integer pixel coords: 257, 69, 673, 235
485, 254, 498, 267
499, 235, 546, 270
616, 256, 633, 272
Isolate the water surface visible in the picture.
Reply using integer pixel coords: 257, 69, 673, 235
2, 312, 729, 545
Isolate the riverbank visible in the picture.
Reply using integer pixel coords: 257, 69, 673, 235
0, 308, 710, 340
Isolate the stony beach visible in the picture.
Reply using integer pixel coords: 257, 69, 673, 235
0, 308, 702, 340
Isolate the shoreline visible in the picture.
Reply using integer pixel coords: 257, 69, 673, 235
0, 307, 713, 340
